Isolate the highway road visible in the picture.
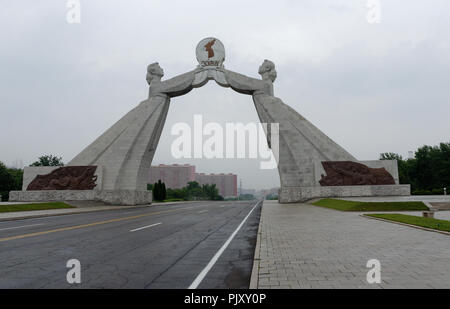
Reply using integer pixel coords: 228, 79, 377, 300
0, 200, 261, 289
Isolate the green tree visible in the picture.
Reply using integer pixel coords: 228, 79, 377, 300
153, 180, 166, 201
164, 181, 224, 201
239, 194, 256, 200
186, 181, 201, 191
167, 188, 187, 200
153, 181, 160, 201
379, 152, 412, 186
411, 143, 450, 191
381, 142, 450, 194
202, 184, 223, 200
30, 155, 64, 167
7, 168, 23, 192
379, 152, 403, 161
0, 162, 23, 201
0, 162, 14, 201
162, 182, 167, 200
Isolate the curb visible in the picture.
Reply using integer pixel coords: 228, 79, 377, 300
361, 214, 450, 236
249, 201, 263, 289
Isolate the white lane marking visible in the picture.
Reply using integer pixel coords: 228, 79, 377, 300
188, 201, 261, 289
0, 224, 43, 232
129, 222, 162, 232
198, 210, 209, 214
219, 205, 226, 208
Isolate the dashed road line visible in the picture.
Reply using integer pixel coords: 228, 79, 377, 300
130, 223, 162, 232
0, 207, 190, 243
0, 224, 43, 232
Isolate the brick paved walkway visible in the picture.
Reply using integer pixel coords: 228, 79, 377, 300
255, 201, 450, 289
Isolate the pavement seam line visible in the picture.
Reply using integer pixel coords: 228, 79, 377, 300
249, 202, 263, 289
0, 208, 190, 243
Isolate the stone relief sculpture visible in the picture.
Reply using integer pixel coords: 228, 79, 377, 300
27, 166, 98, 191
319, 161, 396, 186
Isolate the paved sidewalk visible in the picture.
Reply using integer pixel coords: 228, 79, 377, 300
254, 201, 450, 289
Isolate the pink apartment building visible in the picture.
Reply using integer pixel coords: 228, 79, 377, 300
149, 164, 238, 197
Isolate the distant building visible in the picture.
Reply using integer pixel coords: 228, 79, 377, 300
148, 164, 238, 197
195, 173, 238, 198
258, 187, 280, 198
149, 164, 196, 189
241, 188, 256, 196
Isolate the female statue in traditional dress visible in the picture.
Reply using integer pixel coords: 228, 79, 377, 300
221, 60, 355, 188
69, 63, 199, 194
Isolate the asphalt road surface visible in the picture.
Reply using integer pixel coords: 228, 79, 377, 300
0, 200, 261, 289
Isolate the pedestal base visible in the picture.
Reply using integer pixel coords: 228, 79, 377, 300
9, 190, 153, 206
279, 185, 411, 204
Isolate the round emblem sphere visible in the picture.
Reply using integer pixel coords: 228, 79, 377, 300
196, 37, 225, 67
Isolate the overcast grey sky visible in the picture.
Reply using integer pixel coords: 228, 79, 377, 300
1, 0, 449, 190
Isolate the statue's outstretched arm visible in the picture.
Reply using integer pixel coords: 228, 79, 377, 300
161, 69, 199, 98
221, 69, 263, 95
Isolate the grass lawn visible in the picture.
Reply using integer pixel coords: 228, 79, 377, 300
312, 198, 429, 212
366, 214, 450, 233
0, 202, 75, 213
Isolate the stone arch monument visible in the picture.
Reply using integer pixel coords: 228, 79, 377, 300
11, 38, 410, 205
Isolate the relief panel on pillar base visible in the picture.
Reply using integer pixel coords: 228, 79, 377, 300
318, 161, 396, 187
23, 166, 103, 191
26, 166, 99, 191
278, 160, 408, 203
12, 165, 152, 205
314, 160, 400, 186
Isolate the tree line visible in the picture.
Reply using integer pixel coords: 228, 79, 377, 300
149, 180, 224, 202
380, 142, 450, 195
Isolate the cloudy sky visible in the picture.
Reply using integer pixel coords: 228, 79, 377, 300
1, 0, 449, 190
